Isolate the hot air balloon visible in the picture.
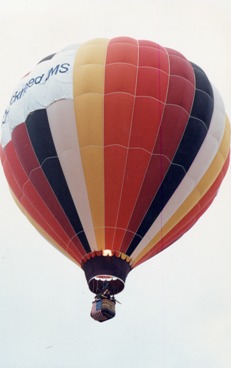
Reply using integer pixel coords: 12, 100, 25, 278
1, 37, 230, 322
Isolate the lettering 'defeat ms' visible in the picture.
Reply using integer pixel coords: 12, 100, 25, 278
10, 63, 70, 106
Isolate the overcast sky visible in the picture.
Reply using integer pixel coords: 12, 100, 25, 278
0, 1, 231, 367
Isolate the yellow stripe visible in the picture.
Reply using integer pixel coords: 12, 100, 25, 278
10, 190, 80, 266
73, 39, 109, 250
132, 116, 230, 266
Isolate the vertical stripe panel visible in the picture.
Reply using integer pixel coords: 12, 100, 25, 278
111, 41, 169, 251
104, 37, 139, 250
73, 39, 109, 250
47, 100, 97, 251
25, 110, 90, 253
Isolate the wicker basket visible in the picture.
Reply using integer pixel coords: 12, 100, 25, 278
91, 298, 116, 322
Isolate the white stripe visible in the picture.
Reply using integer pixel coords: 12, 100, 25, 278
131, 85, 226, 259
1, 45, 80, 148
47, 100, 97, 251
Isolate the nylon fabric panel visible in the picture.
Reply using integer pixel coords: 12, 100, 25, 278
134, 154, 230, 268
3, 139, 83, 263
25, 110, 90, 253
13, 119, 87, 257
104, 37, 139, 249
120, 106, 193, 252
12, 191, 81, 265
125, 49, 196, 255
2, 144, 63, 252
73, 39, 108, 250
104, 39, 179, 251
172, 63, 214, 171
1, 145, 22, 199
130, 86, 226, 261
1, 46, 76, 149
108, 97, 166, 249
104, 37, 138, 246
131, 116, 230, 265
47, 100, 97, 251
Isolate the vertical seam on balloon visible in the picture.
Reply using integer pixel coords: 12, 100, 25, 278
33, 115, 89, 256
158, 47, 168, 255
73, 40, 109, 252
164, 51, 197, 162
136, 88, 225, 260
156, 50, 196, 256
130, 115, 230, 266
71, 50, 98, 253
141, 128, 229, 261
23, 118, 87, 259
4, 138, 83, 263
102, 42, 108, 251
118, 44, 169, 254
120, 44, 170, 256
12, 189, 82, 265
137, 45, 170, 258
149, 153, 230, 266
127, 51, 196, 259
47, 99, 97, 254
110, 39, 140, 250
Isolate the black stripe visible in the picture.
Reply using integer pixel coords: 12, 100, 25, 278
26, 109, 91, 253
126, 63, 214, 256
173, 63, 214, 171
38, 53, 56, 64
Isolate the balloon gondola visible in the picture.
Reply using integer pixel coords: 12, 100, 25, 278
1, 37, 230, 322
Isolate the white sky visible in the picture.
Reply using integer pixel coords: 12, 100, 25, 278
0, 1, 231, 367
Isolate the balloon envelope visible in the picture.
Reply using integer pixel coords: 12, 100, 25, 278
1, 37, 230, 294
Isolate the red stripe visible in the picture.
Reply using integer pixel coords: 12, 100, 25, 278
104, 38, 139, 249
9, 123, 85, 259
1, 146, 22, 199
104, 39, 172, 251
114, 97, 165, 248
2, 143, 83, 261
